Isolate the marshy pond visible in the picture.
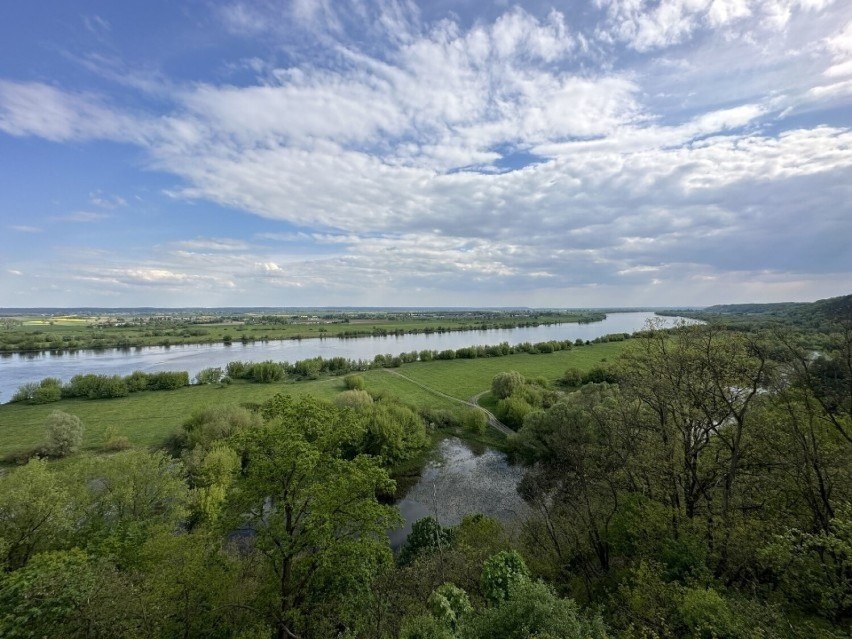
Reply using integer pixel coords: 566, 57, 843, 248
389, 437, 530, 548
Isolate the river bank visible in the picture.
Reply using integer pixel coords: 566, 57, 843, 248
0, 312, 685, 402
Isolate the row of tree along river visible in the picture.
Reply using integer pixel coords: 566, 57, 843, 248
0, 312, 695, 402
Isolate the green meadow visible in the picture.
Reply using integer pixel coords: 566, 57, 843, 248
0, 341, 625, 460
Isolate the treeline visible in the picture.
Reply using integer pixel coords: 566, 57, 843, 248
12, 371, 190, 402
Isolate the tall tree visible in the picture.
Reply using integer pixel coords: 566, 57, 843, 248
227, 395, 400, 639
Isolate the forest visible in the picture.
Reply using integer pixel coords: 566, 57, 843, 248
0, 297, 850, 638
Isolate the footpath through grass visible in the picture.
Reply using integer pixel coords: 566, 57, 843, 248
0, 341, 625, 460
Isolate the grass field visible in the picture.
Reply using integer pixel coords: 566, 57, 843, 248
0, 341, 626, 461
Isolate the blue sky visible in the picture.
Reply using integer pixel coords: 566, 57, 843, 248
1, 0, 850, 308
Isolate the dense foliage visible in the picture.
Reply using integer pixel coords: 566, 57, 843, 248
1, 305, 850, 638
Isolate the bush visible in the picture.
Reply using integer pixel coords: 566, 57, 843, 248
102, 435, 131, 452
124, 370, 150, 392
462, 408, 488, 435
561, 368, 583, 387
496, 395, 534, 430
181, 405, 263, 451
32, 378, 63, 404
11, 382, 39, 403
335, 389, 374, 409
247, 361, 286, 383
11, 378, 62, 404
491, 371, 525, 399
146, 371, 190, 390
64, 374, 129, 399
343, 374, 366, 390
195, 367, 224, 385
226, 361, 249, 379
44, 410, 84, 458
583, 366, 618, 385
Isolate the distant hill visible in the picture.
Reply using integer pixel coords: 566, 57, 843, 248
661, 293, 852, 328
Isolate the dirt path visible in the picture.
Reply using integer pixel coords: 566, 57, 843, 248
383, 369, 514, 436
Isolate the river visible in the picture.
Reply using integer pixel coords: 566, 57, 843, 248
0, 312, 689, 402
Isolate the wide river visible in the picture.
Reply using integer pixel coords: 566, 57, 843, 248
0, 312, 687, 402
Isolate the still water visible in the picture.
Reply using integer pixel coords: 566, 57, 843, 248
389, 437, 530, 548
0, 312, 688, 402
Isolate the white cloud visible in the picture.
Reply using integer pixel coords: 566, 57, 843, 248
595, 0, 837, 51
0, 81, 145, 143
174, 237, 251, 251
57, 211, 111, 222
0, 2, 850, 305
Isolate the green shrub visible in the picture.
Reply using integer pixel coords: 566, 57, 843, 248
343, 373, 366, 390
44, 410, 84, 458
491, 371, 525, 399
10, 382, 39, 403
462, 408, 488, 435
335, 389, 373, 409
195, 367, 224, 385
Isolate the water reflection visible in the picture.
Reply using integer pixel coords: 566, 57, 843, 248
389, 437, 530, 548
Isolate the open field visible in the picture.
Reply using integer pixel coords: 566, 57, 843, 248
0, 341, 625, 460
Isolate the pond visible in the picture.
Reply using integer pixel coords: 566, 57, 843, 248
389, 437, 530, 548
0, 312, 693, 401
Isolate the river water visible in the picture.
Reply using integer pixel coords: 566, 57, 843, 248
389, 437, 530, 548
0, 312, 687, 402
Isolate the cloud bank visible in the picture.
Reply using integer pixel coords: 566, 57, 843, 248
0, 1, 850, 306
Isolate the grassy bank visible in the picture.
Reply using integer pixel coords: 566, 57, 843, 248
0, 341, 625, 460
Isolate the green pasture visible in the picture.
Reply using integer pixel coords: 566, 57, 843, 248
375, 341, 625, 400
0, 341, 625, 461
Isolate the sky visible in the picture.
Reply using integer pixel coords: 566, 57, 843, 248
0, 0, 850, 308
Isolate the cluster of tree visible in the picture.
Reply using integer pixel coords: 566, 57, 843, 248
504, 320, 851, 637
0, 394, 434, 638
490, 371, 563, 430
11, 371, 190, 403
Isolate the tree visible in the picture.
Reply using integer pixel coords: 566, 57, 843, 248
227, 396, 400, 639
0, 459, 73, 570
480, 550, 529, 605
399, 517, 454, 567
428, 583, 472, 632
462, 578, 609, 639
462, 409, 488, 435
74, 450, 190, 567
0, 549, 125, 638
491, 371, 525, 400
617, 324, 772, 569
43, 410, 83, 457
